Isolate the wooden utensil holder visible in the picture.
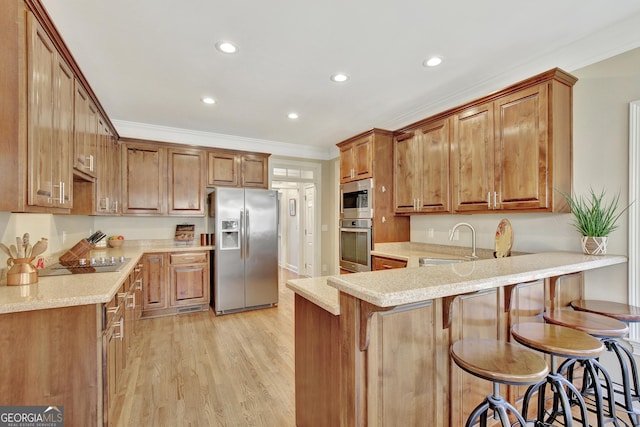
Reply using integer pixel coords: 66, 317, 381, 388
59, 239, 94, 266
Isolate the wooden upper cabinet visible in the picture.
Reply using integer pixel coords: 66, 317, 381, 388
388, 68, 578, 215
494, 85, 549, 211
394, 119, 450, 214
73, 82, 97, 178
452, 83, 564, 213
207, 150, 270, 189
96, 116, 119, 214
207, 151, 239, 187
168, 148, 205, 215
451, 102, 495, 212
339, 135, 373, 183
27, 13, 73, 210
241, 153, 269, 188
121, 141, 166, 215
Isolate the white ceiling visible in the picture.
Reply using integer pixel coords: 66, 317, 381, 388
41, 0, 640, 159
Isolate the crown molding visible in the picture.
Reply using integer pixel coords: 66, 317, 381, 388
112, 120, 339, 161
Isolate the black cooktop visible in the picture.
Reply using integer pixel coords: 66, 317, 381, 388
38, 257, 130, 277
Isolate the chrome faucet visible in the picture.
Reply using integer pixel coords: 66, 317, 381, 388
450, 222, 478, 259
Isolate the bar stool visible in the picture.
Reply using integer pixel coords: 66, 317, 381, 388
450, 338, 549, 427
571, 299, 640, 426
512, 322, 606, 426
544, 308, 629, 426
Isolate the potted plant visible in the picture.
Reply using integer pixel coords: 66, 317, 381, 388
559, 188, 632, 255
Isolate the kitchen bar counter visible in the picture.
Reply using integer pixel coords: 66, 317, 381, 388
289, 251, 627, 427
286, 276, 340, 315
329, 251, 626, 307
0, 240, 214, 314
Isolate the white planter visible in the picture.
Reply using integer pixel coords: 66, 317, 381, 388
581, 236, 608, 255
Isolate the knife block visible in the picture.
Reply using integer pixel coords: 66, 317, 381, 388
59, 239, 94, 266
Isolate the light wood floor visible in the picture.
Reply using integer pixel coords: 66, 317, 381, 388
110, 269, 301, 427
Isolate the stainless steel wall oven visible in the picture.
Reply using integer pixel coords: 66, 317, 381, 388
339, 218, 372, 272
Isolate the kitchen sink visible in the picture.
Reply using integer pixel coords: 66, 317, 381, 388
418, 257, 466, 267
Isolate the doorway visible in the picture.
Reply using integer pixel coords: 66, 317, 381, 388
271, 160, 321, 277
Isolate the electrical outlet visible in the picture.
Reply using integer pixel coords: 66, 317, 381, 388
427, 228, 434, 238
62, 231, 66, 244
454, 230, 460, 240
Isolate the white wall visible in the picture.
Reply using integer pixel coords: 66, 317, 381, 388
411, 47, 640, 303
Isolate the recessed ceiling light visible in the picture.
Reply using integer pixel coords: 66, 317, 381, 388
423, 56, 443, 67
288, 113, 299, 119
215, 41, 238, 54
330, 73, 350, 83
201, 97, 216, 104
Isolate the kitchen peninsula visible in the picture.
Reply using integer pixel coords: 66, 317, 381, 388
287, 251, 627, 426
0, 241, 213, 427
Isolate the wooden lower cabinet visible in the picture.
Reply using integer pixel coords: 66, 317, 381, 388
371, 255, 407, 270
295, 273, 585, 426
142, 251, 210, 317
169, 252, 210, 307
367, 301, 437, 426
0, 305, 100, 426
142, 252, 168, 313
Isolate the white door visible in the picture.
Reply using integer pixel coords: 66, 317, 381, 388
304, 184, 315, 276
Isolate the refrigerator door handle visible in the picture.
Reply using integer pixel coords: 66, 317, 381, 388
245, 209, 250, 259
239, 209, 244, 259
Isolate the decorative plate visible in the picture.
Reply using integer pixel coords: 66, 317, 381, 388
495, 218, 513, 258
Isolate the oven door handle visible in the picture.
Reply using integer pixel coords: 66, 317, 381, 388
340, 228, 370, 233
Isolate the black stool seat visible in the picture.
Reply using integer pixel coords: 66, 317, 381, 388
512, 322, 605, 426
451, 338, 548, 427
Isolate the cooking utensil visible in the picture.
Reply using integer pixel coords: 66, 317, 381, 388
30, 238, 48, 258
23, 233, 30, 256
16, 237, 23, 258
0, 243, 12, 258
9, 244, 19, 259
87, 231, 100, 244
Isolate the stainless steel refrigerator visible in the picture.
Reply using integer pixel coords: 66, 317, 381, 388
212, 188, 279, 315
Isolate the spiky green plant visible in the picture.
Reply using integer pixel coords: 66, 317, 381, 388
559, 188, 631, 237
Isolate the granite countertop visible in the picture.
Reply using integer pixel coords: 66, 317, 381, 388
286, 276, 340, 315
0, 240, 214, 314
287, 249, 627, 314
371, 242, 510, 267
329, 252, 627, 308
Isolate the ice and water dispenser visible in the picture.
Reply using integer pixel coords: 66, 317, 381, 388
220, 219, 240, 250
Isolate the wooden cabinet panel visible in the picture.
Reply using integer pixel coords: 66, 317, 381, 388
367, 301, 436, 426
96, 116, 119, 214
371, 255, 407, 270
168, 148, 205, 215
495, 84, 548, 210
394, 119, 450, 214
448, 289, 501, 426
393, 132, 419, 213
207, 151, 239, 187
241, 153, 269, 188
339, 135, 372, 183
452, 102, 495, 212
0, 305, 100, 426
27, 14, 73, 210
121, 142, 166, 215
142, 252, 167, 312
170, 251, 210, 306
207, 150, 270, 189
73, 83, 97, 178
